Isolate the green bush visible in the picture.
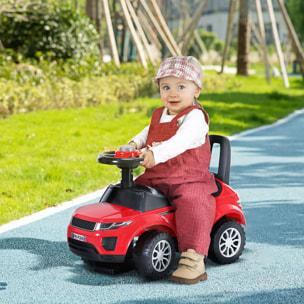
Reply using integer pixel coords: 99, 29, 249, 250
0, 38, 159, 116
202, 73, 243, 91
198, 29, 224, 52
0, 73, 157, 116
0, 1, 99, 59
0, 49, 158, 116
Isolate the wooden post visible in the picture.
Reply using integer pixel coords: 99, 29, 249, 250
126, 0, 156, 65
139, 0, 177, 56
220, 0, 237, 74
251, 21, 267, 60
138, 10, 162, 50
284, 37, 293, 67
149, 0, 182, 56
250, 30, 264, 59
276, 0, 304, 78
255, 0, 270, 83
191, 40, 202, 59
266, 0, 289, 88
119, 0, 147, 68
171, 2, 210, 63
251, 21, 262, 45
102, 0, 120, 67
251, 37, 263, 57
176, 0, 207, 45
180, 0, 209, 55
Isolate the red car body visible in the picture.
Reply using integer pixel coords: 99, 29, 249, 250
67, 178, 245, 262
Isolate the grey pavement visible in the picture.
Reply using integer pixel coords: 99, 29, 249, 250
0, 109, 303, 304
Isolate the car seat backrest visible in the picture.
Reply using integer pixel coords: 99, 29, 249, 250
209, 135, 231, 185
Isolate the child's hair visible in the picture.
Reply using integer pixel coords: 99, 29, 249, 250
153, 56, 203, 91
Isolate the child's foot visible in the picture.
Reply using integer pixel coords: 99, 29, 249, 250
170, 249, 207, 284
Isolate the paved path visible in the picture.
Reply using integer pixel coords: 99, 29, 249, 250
1, 109, 304, 304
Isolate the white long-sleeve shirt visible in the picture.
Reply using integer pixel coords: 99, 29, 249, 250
130, 107, 209, 165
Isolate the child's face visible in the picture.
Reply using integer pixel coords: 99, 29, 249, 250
159, 76, 200, 115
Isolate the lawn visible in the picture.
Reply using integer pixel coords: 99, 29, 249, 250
1, 72, 304, 225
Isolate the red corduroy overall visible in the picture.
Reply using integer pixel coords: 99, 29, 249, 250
135, 104, 218, 256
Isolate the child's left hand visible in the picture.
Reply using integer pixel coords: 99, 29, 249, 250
140, 150, 155, 168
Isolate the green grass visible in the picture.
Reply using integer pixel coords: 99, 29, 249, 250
1, 73, 304, 225
200, 72, 304, 135
0, 99, 160, 225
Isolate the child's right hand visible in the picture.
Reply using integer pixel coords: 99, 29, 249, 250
128, 141, 137, 149
140, 150, 155, 169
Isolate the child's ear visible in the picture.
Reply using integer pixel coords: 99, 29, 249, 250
194, 86, 200, 98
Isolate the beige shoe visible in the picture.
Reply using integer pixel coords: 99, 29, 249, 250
170, 249, 207, 284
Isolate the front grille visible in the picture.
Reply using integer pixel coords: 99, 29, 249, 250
71, 217, 96, 231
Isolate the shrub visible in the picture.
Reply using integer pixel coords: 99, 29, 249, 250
0, 44, 159, 116
0, 73, 157, 116
202, 73, 243, 91
198, 29, 224, 53
0, 1, 99, 60
0, 52, 158, 116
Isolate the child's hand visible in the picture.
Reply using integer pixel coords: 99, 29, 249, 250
128, 141, 137, 149
140, 150, 155, 168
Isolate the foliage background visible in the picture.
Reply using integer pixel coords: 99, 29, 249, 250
0, 1, 99, 60
286, 0, 304, 43
0, 0, 304, 225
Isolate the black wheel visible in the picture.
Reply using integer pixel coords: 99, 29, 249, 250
133, 231, 177, 280
208, 218, 245, 264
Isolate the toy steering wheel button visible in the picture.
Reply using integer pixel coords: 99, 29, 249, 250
119, 145, 135, 152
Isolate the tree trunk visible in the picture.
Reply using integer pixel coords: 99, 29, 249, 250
237, 0, 250, 76
85, 0, 104, 57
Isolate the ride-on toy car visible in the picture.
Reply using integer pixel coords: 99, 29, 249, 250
67, 135, 246, 280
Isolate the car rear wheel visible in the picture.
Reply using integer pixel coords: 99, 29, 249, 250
133, 231, 177, 280
208, 218, 245, 264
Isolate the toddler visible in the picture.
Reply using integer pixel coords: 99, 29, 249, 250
129, 56, 217, 284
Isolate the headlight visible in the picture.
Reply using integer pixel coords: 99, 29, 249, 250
95, 221, 133, 231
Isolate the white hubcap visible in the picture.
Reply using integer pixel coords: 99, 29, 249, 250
219, 227, 241, 258
152, 240, 172, 272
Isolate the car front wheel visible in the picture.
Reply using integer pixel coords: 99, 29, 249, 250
133, 231, 177, 280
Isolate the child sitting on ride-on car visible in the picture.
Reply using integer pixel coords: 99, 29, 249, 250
129, 56, 217, 284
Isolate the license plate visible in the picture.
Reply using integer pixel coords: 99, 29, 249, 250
72, 233, 86, 242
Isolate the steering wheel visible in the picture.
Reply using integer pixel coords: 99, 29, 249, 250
97, 151, 144, 169
97, 145, 144, 169
97, 146, 144, 189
